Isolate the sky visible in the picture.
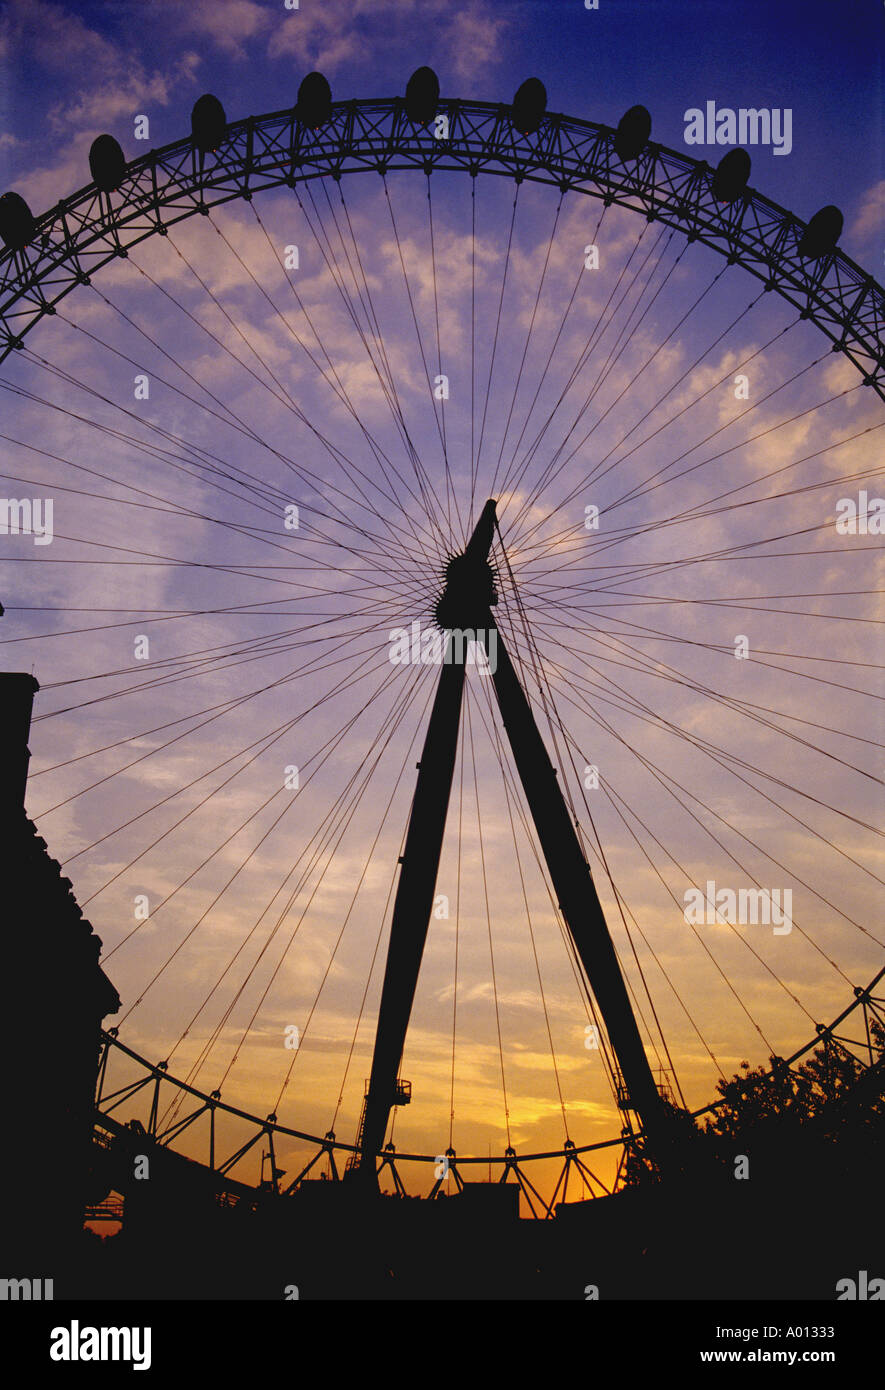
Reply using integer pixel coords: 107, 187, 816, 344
0, 0, 883, 1202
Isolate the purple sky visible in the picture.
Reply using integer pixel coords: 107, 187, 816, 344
1, 0, 882, 1192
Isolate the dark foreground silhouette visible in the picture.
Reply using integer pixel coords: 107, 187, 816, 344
27, 1025, 885, 1301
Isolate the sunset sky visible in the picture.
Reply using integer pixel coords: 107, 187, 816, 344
1, 0, 882, 1199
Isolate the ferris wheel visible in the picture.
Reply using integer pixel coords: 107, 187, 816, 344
1, 67, 883, 1215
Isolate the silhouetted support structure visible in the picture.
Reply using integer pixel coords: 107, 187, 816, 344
0, 672, 120, 1272
357, 502, 670, 1181
478, 615, 670, 1148
356, 646, 467, 1176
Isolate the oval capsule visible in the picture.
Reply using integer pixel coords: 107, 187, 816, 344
614, 105, 651, 162
798, 205, 843, 259
297, 72, 332, 129
191, 94, 227, 154
712, 148, 751, 203
512, 78, 547, 135
0, 191, 36, 251
89, 134, 127, 192
405, 66, 440, 126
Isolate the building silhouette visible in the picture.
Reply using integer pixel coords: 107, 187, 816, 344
1, 672, 120, 1275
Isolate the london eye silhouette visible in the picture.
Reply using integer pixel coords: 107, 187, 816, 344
1, 68, 883, 1272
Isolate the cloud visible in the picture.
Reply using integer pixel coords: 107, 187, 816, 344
267, 0, 511, 80
845, 177, 885, 253
156, 0, 275, 60
47, 52, 202, 136
0, 0, 117, 74
447, 3, 510, 80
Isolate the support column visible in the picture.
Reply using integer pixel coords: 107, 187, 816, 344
357, 647, 466, 1178
479, 613, 670, 1148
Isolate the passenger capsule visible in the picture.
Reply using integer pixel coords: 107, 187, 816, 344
511, 78, 547, 135
614, 105, 651, 162
405, 66, 440, 126
297, 72, 332, 129
0, 191, 36, 251
712, 148, 751, 203
191, 94, 227, 154
89, 134, 127, 192
798, 205, 843, 259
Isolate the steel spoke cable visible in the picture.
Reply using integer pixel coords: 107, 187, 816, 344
492, 529, 674, 1084
0, 456, 439, 588
494, 201, 609, 502
32, 626, 382, 817
74, 642, 393, 892
253, 673, 438, 1116
523, 449, 885, 593
128, 243, 435, 567
519, 539, 885, 582
469, 648, 668, 1100
468, 677, 622, 1110
485, 678, 576, 1138
499, 629, 860, 1041
496, 208, 650, 507
222, 664, 434, 1112
56, 297, 326, 492
209, 206, 444, 565
115, 661, 421, 1038
499, 526, 779, 1090
520, 621, 885, 909
302, 177, 448, 542
508, 344, 835, 562
31, 611, 413, 724
36, 608, 386, 698
607, 357, 842, 515
507, 352, 843, 564
527, 639, 856, 989
528, 602, 883, 785
166, 225, 444, 569
529, 600, 884, 745
591, 768, 781, 1049
573, 776, 731, 1079
378, 176, 458, 529
426, 173, 464, 542
111, 655, 415, 1003
516, 465, 874, 600
2, 360, 421, 575
474, 183, 520, 486
546, 289, 782, 502
506, 240, 720, 532
25, 621, 409, 778
0, 368, 296, 520
487, 191, 563, 501
539, 652, 865, 982
247, 198, 445, 562
0, 575, 428, 643
329, 794, 414, 1135
510, 663, 732, 1077
162, 659, 431, 1099
499, 218, 674, 520
525, 611, 885, 849
498, 524, 676, 1066
464, 691, 512, 1147
543, 581, 885, 641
